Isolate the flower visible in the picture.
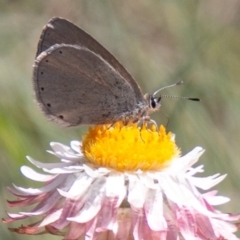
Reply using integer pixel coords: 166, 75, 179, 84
3, 123, 240, 240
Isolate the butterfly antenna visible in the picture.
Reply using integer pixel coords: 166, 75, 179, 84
153, 81, 200, 102
153, 80, 183, 96
161, 95, 200, 102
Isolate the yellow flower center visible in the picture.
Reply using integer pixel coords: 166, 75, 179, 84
81, 122, 180, 171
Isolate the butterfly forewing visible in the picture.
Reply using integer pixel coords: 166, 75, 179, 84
36, 17, 143, 101
34, 44, 141, 126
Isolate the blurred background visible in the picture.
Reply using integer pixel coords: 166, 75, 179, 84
1, 0, 240, 239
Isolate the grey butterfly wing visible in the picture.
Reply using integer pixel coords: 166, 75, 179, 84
36, 17, 143, 101
33, 44, 142, 126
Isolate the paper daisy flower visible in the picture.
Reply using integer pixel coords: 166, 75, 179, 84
3, 123, 240, 240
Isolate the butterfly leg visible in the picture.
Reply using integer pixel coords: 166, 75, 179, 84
138, 116, 158, 131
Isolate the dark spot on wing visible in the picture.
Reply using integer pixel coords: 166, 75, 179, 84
102, 112, 111, 118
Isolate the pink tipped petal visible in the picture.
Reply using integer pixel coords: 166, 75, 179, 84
53, 199, 80, 229
7, 195, 44, 207
6, 212, 26, 219
132, 207, 155, 240
175, 206, 196, 239
85, 217, 100, 240
19, 192, 60, 216
38, 209, 62, 227
96, 196, 119, 232
195, 212, 218, 239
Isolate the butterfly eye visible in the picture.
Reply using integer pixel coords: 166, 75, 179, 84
150, 96, 162, 109
150, 97, 157, 109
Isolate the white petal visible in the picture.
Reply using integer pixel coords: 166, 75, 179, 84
128, 174, 147, 208
7, 213, 25, 219
203, 194, 230, 205
190, 174, 227, 190
58, 173, 94, 199
138, 173, 158, 189
50, 142, 75, 154
42, 166, 83, 174
70, 141, 82, 153
20, 166, 56, 182
83, 164, 110, 178
68, 177, 106, 223
106, 173, 126, 206
144, 188, 167, 231
167, 147, 204, 174
187, 165, 204, 176
13, 175, 67, 195
47, 150, 82, 162
27, 156, 73, 169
